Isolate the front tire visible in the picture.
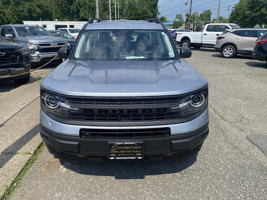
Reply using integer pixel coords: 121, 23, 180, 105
222, 45, 236, 58
181, 39, 191, 48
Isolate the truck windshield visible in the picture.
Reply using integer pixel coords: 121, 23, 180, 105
15, 26, 51, 37
74, 29, 175, 60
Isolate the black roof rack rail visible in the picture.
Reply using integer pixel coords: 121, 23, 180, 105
88, 18, 102, 23
147, 18, 168, 31
81, 18, 102, 31
147, 18, 161, 23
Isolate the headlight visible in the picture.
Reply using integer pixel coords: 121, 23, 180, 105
27, 43, 38, 54
179, 91, 208, 117
42, 92, 60, 109
41, 92, 77, 118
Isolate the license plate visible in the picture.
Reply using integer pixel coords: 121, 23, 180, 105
109, 142, 143, 160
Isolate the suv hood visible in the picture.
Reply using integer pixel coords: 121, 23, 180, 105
17, 36, 65, 44
41, 59, 208, 97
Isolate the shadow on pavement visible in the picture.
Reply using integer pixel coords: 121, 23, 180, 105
55, 151, 198, 179
245, 61, 267, 69
0, 124, 40, 169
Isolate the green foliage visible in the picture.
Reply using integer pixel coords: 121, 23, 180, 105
200, 10, 212, 23
173, 14, 184, 28
0, 0, 159, 25
160, 16, 167, 22
229, 0, 267, 27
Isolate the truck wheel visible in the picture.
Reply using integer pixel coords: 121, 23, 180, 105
181, 39, 191, 48
222, 45, 236, 58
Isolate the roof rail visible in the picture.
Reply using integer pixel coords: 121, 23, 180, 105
147, 18, 161, 24
147, 18, 168, 31
81, 18, 102, 31
88, 18, 102, 24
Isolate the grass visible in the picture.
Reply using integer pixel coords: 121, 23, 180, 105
1, 142, 45, 200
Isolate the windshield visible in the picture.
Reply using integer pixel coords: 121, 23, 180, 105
74, 29, 175, 60
15, 26, 51, 37
69, 29, 80, 33
53, 31, 74, 39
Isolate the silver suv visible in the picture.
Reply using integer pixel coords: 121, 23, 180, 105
40, 19, 209, 160
215, 28, 267, 58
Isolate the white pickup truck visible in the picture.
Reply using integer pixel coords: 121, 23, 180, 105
175, 23, 240, 49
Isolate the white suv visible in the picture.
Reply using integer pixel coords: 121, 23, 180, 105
215, 28, 267, 58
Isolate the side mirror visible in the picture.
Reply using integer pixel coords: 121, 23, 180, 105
5, 34, 14, 41
180, 47, 192, 58
58, 47, 70, 59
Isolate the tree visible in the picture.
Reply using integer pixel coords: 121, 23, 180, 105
229, 0, 267, 27
173, 14, 184, 28
160, 16, 167, 22
200, 10, 212, 24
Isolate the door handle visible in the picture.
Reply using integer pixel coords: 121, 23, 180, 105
216, 34, 219, 36
204, 33, 207, 35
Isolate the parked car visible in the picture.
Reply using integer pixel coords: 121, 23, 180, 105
175, 23, 239, 49
48, 30, 75, 48
40, 19, 209, 160
0, 24, 67, 66
58, 28, 80, 38
215, 28, 267, 58
253, 32, 267, 65
0, 36, 31, 84
169, 29, 192, 40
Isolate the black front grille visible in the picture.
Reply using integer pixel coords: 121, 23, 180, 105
80, 128, 170, 139
0, 51, 21, 65
69, 97, 181, 122
38, 47, 62, 53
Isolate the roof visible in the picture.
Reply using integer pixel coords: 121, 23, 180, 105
227, 28, 267, 31
2, 24, 40, 27
85, 20, 164, 30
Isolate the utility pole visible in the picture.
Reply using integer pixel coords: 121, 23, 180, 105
109, 0, 111, 20
115, 0, 117, 20
118, 0, 119, 20
217, 0, 221, 23
96, 0, 99, 18
189, 0, 192, 15
189, 0, 193, 30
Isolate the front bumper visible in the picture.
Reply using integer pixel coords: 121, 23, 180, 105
40, 109, 209, 158
0, 63, 30, 80
30, 52, 58, 63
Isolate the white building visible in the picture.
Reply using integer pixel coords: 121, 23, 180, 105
23, 20, 87, 30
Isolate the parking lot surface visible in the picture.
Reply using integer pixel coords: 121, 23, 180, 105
1, 49, 267, 200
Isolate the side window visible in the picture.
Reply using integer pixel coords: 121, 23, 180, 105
206, 25, 226, 32
234, 30, 257, 37
233, 30, 243, 36
1, 26, 15, 37
258, 30, 267, 37
206, 25, 215, 32
261, 33, 267, 39
246, 30, 257, 37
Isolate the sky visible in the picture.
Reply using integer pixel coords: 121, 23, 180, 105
158, 0, 240, 21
